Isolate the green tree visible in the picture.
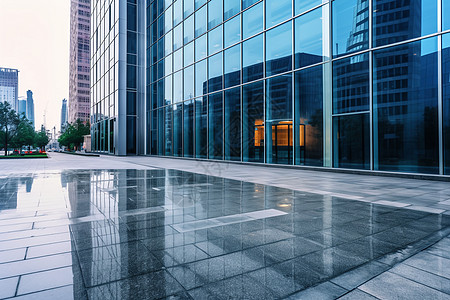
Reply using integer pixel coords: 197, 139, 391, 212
11, 116, 36, 151
0, 101, 20, 156
58, 119, 90, 150
35, 129, 49, 151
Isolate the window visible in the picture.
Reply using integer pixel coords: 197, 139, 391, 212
224, 44, 241, 88
208, 0, 223, 29
266, 0, 291, 28
208, 52, 223, 92
224, 87, 241, 160
243, 81, 264, 162
243, 34, 263, 82
243, 2, 263, 39
295, 0, 322, 16
209, 92, 223, 159
266, 22, 292, 76
224, 15, 241, 47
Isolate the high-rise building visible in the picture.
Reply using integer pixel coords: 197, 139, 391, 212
0, 67, 19, 111
90, 0, 450, 176
26, 90, 35, 128
18, 97, 27, 117
61, 98, 68, 132
69, 0, 91, 124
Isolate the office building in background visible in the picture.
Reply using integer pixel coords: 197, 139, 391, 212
90, 0, 450, 176
69, 0, 91, 124
61, 98, 68, 132
26, 90, 35, 128
0, 67, 19, 111
18, 97, 27, 117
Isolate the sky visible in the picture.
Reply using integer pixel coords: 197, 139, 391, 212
0, 0, 70, 131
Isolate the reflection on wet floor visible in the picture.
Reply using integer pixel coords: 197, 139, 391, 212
0, 169, 450, 299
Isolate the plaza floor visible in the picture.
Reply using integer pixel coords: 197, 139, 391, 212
0, 153, 449, 299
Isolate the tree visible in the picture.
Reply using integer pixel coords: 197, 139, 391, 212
11, 116, 36, 151
35, 129, 49, 151
58, 119, 90, 150
0, 101, 20, 156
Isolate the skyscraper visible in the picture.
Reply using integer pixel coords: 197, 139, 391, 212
61, 98, 68, 132
0, 67, 19, 111
90, 0, 450, 176
69, 0, 91, 124
18, 97, 27, 117
26, 90, 35, 128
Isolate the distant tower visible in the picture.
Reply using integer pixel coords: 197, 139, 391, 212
0, 68, 19, 111
18, 97, 27, 117
69, 0, 91, 124
61, 99, 68, 132
26, 90, 35, 128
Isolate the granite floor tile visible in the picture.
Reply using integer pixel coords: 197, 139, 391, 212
337, 289, 380, 300
0, 248, 26, 264
403, 252, 450, 279
285, 281, 347, 300
17, 266, 75, 295
0, 276, 19, 299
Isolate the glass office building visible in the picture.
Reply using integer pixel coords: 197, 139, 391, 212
91, 0, 450, 175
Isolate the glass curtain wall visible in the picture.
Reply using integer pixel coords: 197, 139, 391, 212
145, 0, 449, 175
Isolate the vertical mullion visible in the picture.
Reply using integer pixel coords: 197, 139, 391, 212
369, 0, 374, 170
438, 0, 444, 174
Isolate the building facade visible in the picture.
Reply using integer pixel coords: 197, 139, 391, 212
18, 97, 27, 117
69, 0, 91, 124
91, 0, 450, 176
61, 98, 68, 132
26, 90, 35, 128
0, 67, 19, 112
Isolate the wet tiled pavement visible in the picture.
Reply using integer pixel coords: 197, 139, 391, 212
1, 166, 450, 299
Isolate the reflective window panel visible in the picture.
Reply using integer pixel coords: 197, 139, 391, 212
243, 34, 264, 83
243, 81, 264, 162
294, 5, 329, 69
445, 0, 450, 31
208, 0, 223, 29
243, 0, 259, 10
333, 113, 370, 169
225, 0, 241, 20
333, 53, 370, 114
164, 105, 173, 156
224, 44, 241, 88
195, 5, 207, 37
224, 87, 241, 161
266, 73, 293, 165
373, 0, 437, 47
195, 59, 207, 96
224, 15, 241, 48
266, 0, 292, 28
184, 100, 195, 157
443, 34, 450, 174
173, 103, 183, 156
266, 22, 292, 76
195, 97, 208, 158
332, 0, 369, 57
243, 2, 263, 39
208, 92, 223, 159
208, 52, 223, 92
295, 0, 323, 16
208, 25, 223, 55
195, 33, 207, 61
294, 65, 324, 166
184, 65, 194, 100
373, 37, 439, 173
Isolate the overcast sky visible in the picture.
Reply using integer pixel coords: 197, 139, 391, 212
0, 0, 70, 131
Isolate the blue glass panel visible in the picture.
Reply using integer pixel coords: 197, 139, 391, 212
208, 0, 223, 29
224, 15, 241, 47
183, 100, 195, 157
333, 113, 370, 169
442, 34, 450, 174
173, 0, 183, 26
164, 75, 172, 105
373, 37, 439, 173
242, 0, 258, 10
208, 25, 223, 55
173, 70, 183, 102
295, 0, 322, 16
295, 6, 327, 69
173, 104, 183, 156
266, 0, 291, 28
195, 97, 208, 158
184, 15, 194, 45
126, 116, 136, 154
224, 44, 241, 88
173, 48, 183, 71
294, 65, 323, 166
157, 79, 164, 107
373, 0, 437, 47
195, 33, 207, 61
184, 0, 194, 17
208, 52, 223, 92
173, 24, 183, 50
266, 73, 293, 165
195, 5, 207, 37
157, 108, 164, 155
195, 59, 208, 96
151, 109, 158, 155
242, 2, 263, 39
225, 87, 241, 160
164, 6, 173, 34
184, 42, 194, 66
196, 0, 207, 9
243, 81, 264, 162
184, 65, 194, 100
332, 0, 369, 57
164, 31, 172, 56
266, 22, 292, 76
209, 92, 223, 159
225, 0, 240, 20
243, 34, 263, 82
164, 105, 173, 155
445, 0, 450, 30
333, 53, 370, 114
